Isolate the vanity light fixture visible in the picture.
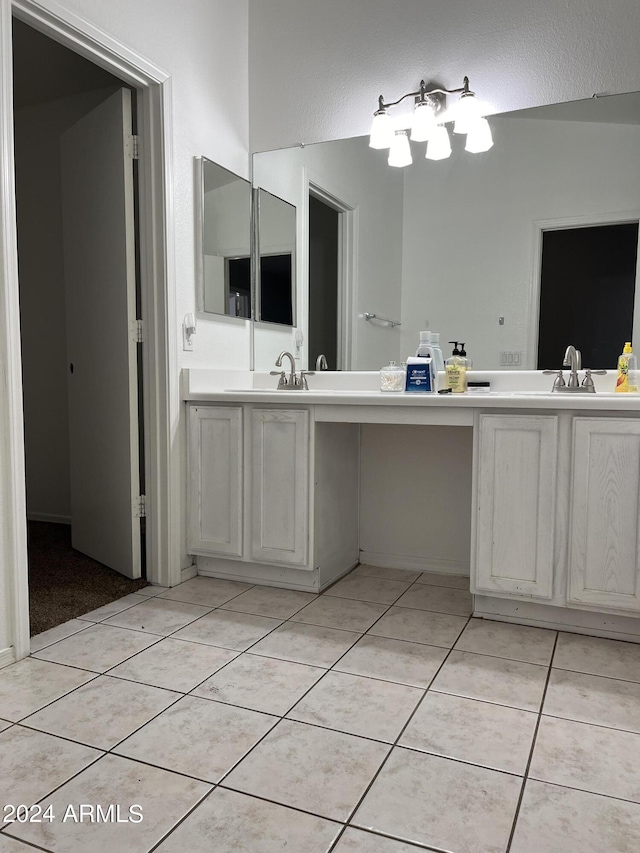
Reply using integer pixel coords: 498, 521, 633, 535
369, 76, 493, 165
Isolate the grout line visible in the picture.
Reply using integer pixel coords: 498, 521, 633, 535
505, 631, 559, 852
146, 784, 217, 853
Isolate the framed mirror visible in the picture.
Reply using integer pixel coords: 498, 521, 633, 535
251, 90, 640, 371
195, 156, 252, 318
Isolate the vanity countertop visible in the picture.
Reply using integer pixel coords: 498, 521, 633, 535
183, 369, 640, 413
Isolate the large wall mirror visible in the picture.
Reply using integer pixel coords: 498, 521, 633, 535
195, 156, 252, 318
251, 91, 640, 371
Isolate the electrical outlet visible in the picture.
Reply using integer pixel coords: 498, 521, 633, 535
183, 325, 194, 351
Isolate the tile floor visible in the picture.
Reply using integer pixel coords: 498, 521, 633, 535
1, 566, 640, 851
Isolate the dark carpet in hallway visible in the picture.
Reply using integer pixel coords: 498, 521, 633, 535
28, 521, 149, 636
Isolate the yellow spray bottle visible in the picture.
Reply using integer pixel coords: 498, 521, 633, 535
616, 342, 638, 393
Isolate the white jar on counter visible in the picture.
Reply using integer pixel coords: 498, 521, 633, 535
380, 360, 405, 392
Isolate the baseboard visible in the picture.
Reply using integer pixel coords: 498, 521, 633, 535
27, 513, 71, 525
359, 551, 470, 576
0, 646, 16, 669
180, 564, 198, 583
474, 595, 640, 644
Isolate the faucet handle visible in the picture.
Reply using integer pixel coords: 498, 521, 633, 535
582, 368, 607, 393
270, 370, 289, 389
543, 369, 566, 390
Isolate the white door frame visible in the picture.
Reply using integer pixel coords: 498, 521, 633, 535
306, 172, 358, 370
527, 210, 640, 369
0, 0, 181, 663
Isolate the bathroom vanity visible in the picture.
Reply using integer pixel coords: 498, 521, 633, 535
184, 369, 640, 643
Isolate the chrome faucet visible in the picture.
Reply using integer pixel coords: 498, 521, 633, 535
316, 354, 329, 371
271, 352, 314, 390
563, 345, 582, 388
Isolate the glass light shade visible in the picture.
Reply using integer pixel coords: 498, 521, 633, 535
453, 93, 482, 134
369, 110, 395, 149
410, 101, 436, 142
465, 117, 493, 153
388, 130, 412, 167
425, 125, 452, 160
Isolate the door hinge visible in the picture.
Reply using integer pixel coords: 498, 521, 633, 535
126, 134, 140, 160
134, 495, 146, 518
130, 319, 145, 343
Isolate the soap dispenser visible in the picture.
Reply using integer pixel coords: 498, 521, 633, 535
446, 342, 468, 393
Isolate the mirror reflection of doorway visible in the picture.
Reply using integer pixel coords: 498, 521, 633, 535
308, 194, 339, 369
537, 221, 640, 369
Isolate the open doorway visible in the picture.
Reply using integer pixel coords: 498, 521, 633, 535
13, 19, 149, 636
536, 220, 640, 368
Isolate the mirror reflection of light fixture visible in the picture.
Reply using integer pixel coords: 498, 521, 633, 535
388, 130, 413, 167
369, 76, 493, 165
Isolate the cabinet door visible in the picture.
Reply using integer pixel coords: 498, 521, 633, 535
251, 408, 309, 566
188, 405, 243, 556
569, 418, 640, 612
474, 414, 558, 599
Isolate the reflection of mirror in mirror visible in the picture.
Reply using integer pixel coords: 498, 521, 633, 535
252, 91, 640, 371
257, 188, 296, 326
195, 157, 252, 318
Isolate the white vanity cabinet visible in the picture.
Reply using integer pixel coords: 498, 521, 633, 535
568, 418, 640, 613
250, 408, 309, 566
188, 405, 243, 556
187, 402, 359, 589
473, 414, 559, 600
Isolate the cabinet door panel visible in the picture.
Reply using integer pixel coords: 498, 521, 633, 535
569, 418, 640, 611
251, 409, 309, 566
475, 414, 557, 599
188, 406, 243, 556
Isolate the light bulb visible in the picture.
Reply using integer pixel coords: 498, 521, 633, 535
388, 130, 412, 167
453, 92, 482, 134
425, 125, 452, 160
410, 101, 436, 142
369, 110, 395, 149
465, 117, 493, 153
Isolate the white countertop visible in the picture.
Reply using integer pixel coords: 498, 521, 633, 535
183, 369, 640, 413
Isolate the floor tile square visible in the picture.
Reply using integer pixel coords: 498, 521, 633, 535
224, 718, 389, 821
415, 572, 470, 589
5, 753, 210, 853
530, 715, 640, 802
115, 695, 277, 782
352, 747, 521, 852
399, 691, 537, 774
510, 779, 640, 853
154, 786, 340, 853
287, 670, 423, 742
158, 576, 253, 607
0, 726, 100, 810
325, 575, 412, 605
192, 653, 323, 715
219, 585, 316, 618
334, 635, 447, 688
0, 836, 38, 851
394, 584, 473, 616
108, 638, 238, 693
32, 623, 159, 673
291, 596, 388, 632
351, 564, 421, 583
23, 675, 178, 749
250, 622, 360, 668
455, 618, 556, 665
431, 650, 548, 711
172, 609, 282, 651
140, 584, 170, 596
553, 632, 640, 682
0, 658, 95, 722
367, 606, 467, 648
544, 668, 640, 733
102, 597, 213, 636
333, 828, 425, 852
77, 592, 152, 623
30, 619, 91, 653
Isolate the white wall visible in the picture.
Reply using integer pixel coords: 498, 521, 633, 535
15, 87, 119, 523
252, 136, 404, 369
248, 0, 640, 151
400, 118, 640, 368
